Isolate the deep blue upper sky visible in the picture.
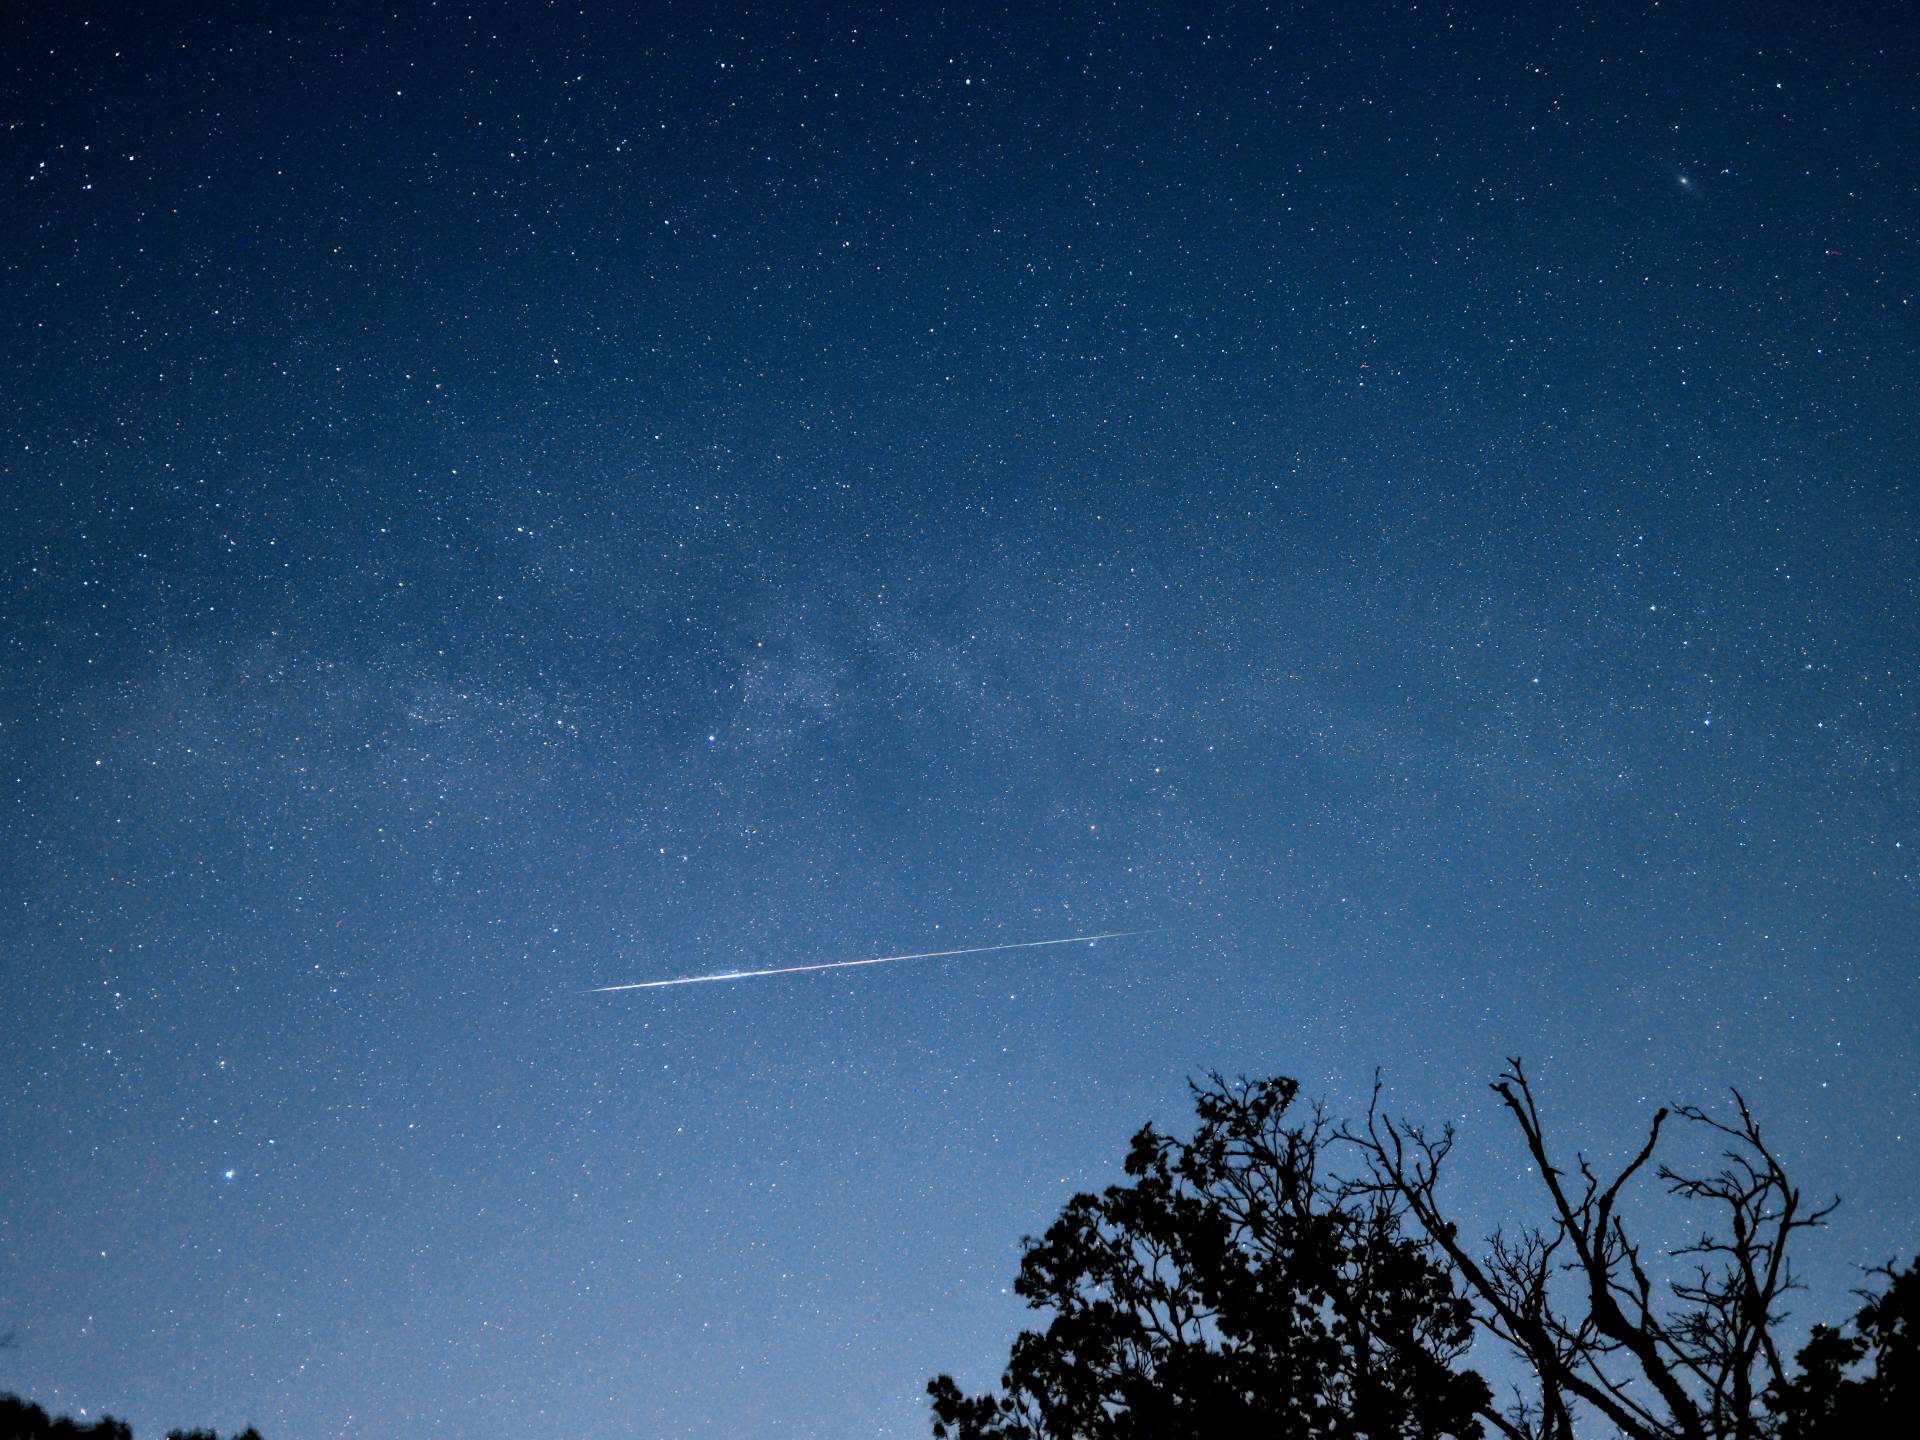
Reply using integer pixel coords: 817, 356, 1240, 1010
2, 3, 1915, 1436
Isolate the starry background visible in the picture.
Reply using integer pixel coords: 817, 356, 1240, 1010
1, 2, 1915, 1436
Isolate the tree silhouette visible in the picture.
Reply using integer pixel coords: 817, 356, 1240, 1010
927, 1074, 1491, 1439
0, 1392, 131, 1440
1764, 1257, 1916, 1438
933, 1061, 1914, 1440
0, 1396, 262, 1440
1347, 1059, 1839, 1440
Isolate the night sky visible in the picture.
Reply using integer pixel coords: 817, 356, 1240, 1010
3, 3, 1916, 1437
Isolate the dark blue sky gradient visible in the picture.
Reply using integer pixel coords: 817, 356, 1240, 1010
3, 3, 1916, 1436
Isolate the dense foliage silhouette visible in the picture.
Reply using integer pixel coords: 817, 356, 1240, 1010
932, 1064, 1915, 1440
0, 1394, 130, 1440
1764, 1258, 1916, 1439
929, 1074, 1489, 1439
0, 1395, 260, 1440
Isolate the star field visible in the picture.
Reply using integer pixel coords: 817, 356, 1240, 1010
1, 4, 1915, 1438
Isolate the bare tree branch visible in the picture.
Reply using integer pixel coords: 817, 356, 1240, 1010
1345, 1060, 1833, 1440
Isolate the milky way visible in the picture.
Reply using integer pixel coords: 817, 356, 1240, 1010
2, 5, 1913, 1439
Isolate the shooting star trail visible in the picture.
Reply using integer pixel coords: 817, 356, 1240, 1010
590, 928, 1158, 992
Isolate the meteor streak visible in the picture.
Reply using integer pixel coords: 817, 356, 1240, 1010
591, 928, 1156, 992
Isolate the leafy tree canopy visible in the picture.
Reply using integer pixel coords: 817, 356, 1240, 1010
0, 1395, 261, 1440
933, 1065, 1915, 1440
929, 1074, 1490, 1439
